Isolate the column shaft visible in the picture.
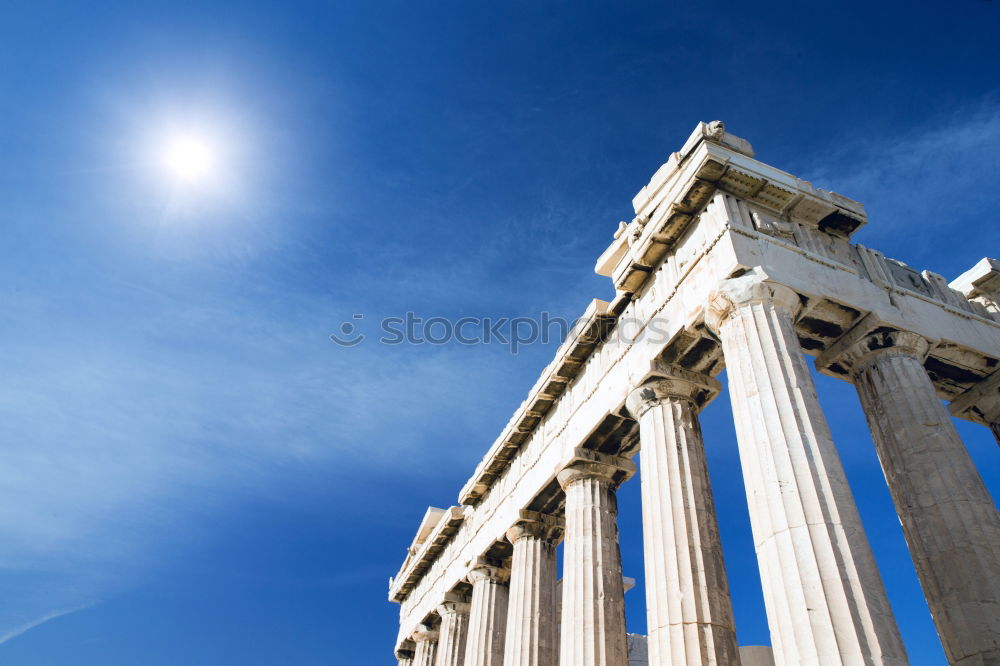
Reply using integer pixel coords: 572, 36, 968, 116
626, 369, 740, 666
707, 273, 907, 666
850, 339, 1000, 665
557, 455, 634, 666
464, 565, 509, 666
437, 601, 471, 666
504, 514, 561, 666
414, 631, 440, 666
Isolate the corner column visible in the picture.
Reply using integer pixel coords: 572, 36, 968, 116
464, 562, 510, 666
625, 364, 740, 666
557, 450, 635, 666
413, 627, 440, 666
437, 597, 472, 666
822, 327, 1000, 665
503, 511, 562, 666
705, 270, 907, 666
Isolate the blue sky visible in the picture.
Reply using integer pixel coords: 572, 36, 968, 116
0, 1, 998, 664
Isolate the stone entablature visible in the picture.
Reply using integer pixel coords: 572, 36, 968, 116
388, 121, 1000, 666
390, 507, 464, 603
458, 298, 619, 505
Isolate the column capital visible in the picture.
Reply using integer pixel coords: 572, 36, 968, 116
395, 643, 416, 659
505, 509, 563, 546
817, 315, 932, 377
556, 448, 636, 491
412, 626, 439, 643
559, 447, 629, 662
436, 600, 471, 616
705, 269, 800, 332
626, 361, 721, 417
466, 560, 510, 585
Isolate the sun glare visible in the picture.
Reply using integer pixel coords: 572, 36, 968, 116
160, 133, 217, 184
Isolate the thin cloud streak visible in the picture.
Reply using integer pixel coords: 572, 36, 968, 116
800, 103, 1000, 275
0, 209, 566, 642
0, 605, 91, 646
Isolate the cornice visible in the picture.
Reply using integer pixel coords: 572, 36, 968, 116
388, 506, 465, 603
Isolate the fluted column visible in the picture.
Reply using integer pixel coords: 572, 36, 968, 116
464, 563, 510, 666
438, 598, 472, 666
557, 450, 636, 666
625, 363, 740, 666
503, 511, 562, 666
397, 643, 416, 666
826, 327, 1000, 665
414, 627, 440, 666
705, 270, 907, 666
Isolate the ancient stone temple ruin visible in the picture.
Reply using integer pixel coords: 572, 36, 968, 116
388, 122, 1000, 666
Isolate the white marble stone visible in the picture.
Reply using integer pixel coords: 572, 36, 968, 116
824, 328, 1000, 665
625, 365, 740, 666
557, 454, 635, 666
413, 628, 440, 666
706, 271, 908, 666
437, 599, 471, 666
504, 512, 561, 666
464, 564, 509, 666
950, 257, 1000, 319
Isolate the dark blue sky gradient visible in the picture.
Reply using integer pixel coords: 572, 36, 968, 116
1, 1, 998, 664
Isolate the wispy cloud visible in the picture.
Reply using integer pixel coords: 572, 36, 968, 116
0, 605, 91, 645
798, 102, 1000, 276
0, 186, 579, 642
0, 258, 512, 627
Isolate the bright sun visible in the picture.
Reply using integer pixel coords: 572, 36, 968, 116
161, 133, 217, 184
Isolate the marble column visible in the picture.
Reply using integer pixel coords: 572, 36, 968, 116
397, 644, 416, 666
503, 511, 562, 666
557, 451, 635, 666
464, 562, 510, 666
828, 327, 1000, 665
705, 271, 907, 666
414, 627, 440, 666
438, 598, 472, 666
625, 364, 740, 666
